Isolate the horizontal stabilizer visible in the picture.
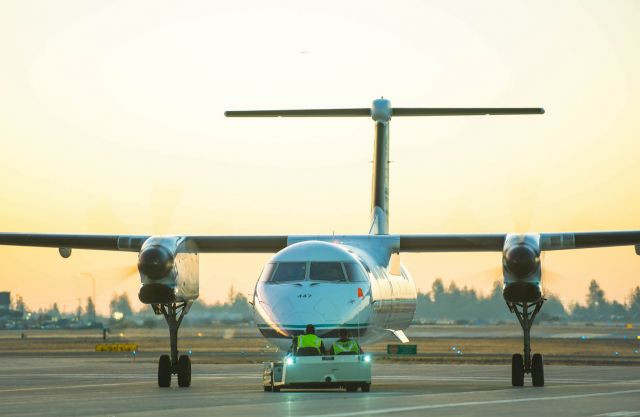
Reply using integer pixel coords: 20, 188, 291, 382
225, 107, 544, 119
225, 108, 370, 117
392, 107, 544, 116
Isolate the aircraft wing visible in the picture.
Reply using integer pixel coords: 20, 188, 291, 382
2, 231, 640, 254
397, 231, 640, 252
538, 231, 640, 251
398, 234, 506, 252
185, 236, 288, 252
0, 233, 288, 253
0, 233, 149, 252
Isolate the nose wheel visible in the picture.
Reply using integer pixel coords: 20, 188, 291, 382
531, 353, 544, 387
177, 355, 192, 387
508, 300, 545, 387
158, 354, 171, 387
155, 302, 192, 388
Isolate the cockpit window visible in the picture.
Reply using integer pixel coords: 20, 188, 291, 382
343, 263, 369, 282
259, 263, 277, 282
270, 262, 307, 283
263, 261, 370, 283
309, 262, 347, 282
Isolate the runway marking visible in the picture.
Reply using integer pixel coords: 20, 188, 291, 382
375, 376, 625, 384
0, 381, 151, 393
0, 373, 260, 379
307, 389, 640, 417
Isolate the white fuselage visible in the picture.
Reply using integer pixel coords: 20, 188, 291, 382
252, 238, 417, 350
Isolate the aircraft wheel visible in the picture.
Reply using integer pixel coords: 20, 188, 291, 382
511, 354, 524, 387
177, 355, 191, 387
361, 383, 371, 392
531, 353, 544, 387
158, 355, 171, 387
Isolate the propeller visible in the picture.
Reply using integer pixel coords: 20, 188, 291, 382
508, 178, 564, 285
539, 251, 562, 285
93, 264, 140, 282
85, 183, 183, 281
152, 184, 183, 235
509, 177, 538, 234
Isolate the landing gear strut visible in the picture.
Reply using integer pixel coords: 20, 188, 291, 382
155, 302, 192, 388
507, 299, 545, 387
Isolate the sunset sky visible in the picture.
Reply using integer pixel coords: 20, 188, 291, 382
1, 0, 639, 315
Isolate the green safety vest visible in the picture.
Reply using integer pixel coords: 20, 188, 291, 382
332, 339, 359, 355
296, 334, 322, 353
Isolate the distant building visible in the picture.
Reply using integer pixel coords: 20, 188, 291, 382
0, 292, 10, 311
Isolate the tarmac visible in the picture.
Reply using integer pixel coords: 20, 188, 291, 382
0, 354, 639, 417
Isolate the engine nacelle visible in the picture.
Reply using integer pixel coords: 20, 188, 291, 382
137, 236, 199, 304
502, 234, 542, 303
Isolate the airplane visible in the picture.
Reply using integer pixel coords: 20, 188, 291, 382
3, 98, 640, 389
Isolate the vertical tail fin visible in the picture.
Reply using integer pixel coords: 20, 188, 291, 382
369, 99, 392, 235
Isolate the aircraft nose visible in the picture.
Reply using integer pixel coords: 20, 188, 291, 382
259, 283, 370, 338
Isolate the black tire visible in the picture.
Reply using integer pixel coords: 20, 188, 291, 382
177, 355, 191, 387
511, 353, 524, 387
361, 383, 371, 392
263, 385, 271, 392
345, 384, 358, 392
158, 355, 171, 388
531, 353, 544, 387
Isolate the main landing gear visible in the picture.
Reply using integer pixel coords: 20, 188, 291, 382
154, 302, 192, 388
508, 300, 545, 387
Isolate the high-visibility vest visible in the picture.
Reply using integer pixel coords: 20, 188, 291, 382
332, 339, 359, 354
296, 334, 322, 353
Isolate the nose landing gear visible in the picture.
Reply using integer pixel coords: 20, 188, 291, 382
508, 300, 545, 387
154, 302, 192, 388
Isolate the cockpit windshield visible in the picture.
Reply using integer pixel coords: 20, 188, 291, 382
309, 262, 346, 282
261, 261, 370, 283
271, 262, 307, 283
258, 263, 277, 282
343, 262, 369, 282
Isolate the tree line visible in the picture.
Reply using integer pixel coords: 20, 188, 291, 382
12, 280, 640, 326
416, 279, 640, 323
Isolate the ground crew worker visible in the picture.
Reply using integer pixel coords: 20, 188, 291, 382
330, 328, 363, 355
292, 324, 326, 356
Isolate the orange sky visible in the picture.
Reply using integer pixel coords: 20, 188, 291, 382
1, 0, 639, 314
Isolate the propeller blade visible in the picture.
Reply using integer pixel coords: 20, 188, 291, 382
152, 184, 183, 235
540, 252, 561, 285
86, 200, 127, 232
92, 264, 139, 282
512, 193, 537, 234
